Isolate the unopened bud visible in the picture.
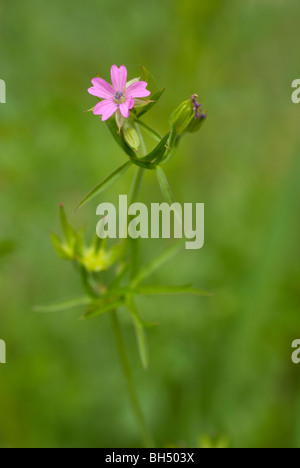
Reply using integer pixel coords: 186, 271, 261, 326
115, 109, 125, 132
170, 100, 194, 134
170, 95, 207, 135
124, 127, 140, 152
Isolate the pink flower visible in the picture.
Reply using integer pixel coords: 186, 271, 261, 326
88, 65, 151, 122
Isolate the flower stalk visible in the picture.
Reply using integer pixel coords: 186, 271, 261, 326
110, 310, 155, 448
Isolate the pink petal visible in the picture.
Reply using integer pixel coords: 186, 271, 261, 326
111, 65, 127, 93
88, 77, 114, 100
127, 98, 135, 110
119, 102, 131, 118
125, 81, 151, 99
93, 100, 118, 121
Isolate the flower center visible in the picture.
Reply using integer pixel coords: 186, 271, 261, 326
114, 91, 126, 105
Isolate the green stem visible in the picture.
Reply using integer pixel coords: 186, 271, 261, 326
129, 122, 148, 207
110, 310, 155, 448
129, 166, 145, 206
119, 165, 145, 265
135, 121, 147, 156
136, 119, 162, 143
79, 265, 99, 299
110, 128, 154, 447
127, 125, 146, 276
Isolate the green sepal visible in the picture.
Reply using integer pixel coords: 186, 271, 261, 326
136, 88, 165, 118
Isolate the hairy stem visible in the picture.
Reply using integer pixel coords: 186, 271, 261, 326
110, 310, 154, 448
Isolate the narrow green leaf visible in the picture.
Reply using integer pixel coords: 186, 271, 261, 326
76, 161, 132, 211
93, 232, 104, 254
128, 133, 170, 170
126, 297, 149, 369
34, 297, 90, 313
131, 239, 185, 287
137, 88, 166, 118
50, 233, 70, 260
169, 127, 178, 149
109, 263, 130, 290
127, 158, 156, 170
139, 133, 169, 163
141, 66, 161, 91
83, 298, 124, 320
74, 228, 85, 257
60, 204, 76, 245
92, 286, 134, 298
156, 166, 175, 204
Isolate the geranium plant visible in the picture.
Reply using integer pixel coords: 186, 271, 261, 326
36, 65, 209, 448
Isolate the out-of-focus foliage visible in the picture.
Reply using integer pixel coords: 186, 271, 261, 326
0, 240, 15, 258
0, 0, 300, 448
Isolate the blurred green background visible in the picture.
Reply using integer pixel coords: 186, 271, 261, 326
1, 0, 300, 448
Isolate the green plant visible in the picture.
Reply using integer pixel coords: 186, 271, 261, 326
35, 65, 209, 448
